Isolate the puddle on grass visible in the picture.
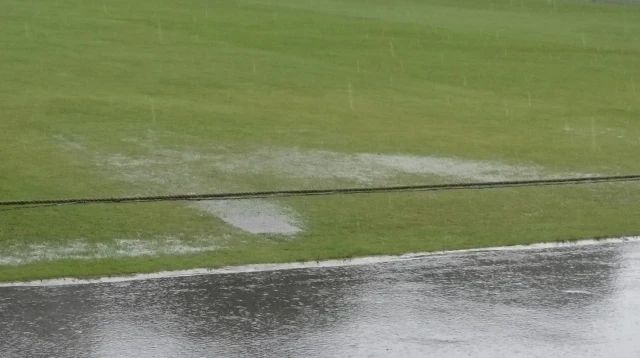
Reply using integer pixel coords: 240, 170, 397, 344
53, 135, 593, 237
2, 236, 638, 287
196, 200, 302, 235
0, 236, 225, 266
213, 147, 591, 183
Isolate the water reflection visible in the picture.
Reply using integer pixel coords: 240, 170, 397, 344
1, 241, 640, 357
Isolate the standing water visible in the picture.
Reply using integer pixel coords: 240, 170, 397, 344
1, 240, 640, 357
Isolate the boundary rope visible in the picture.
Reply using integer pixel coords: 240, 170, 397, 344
1, 174, 640, 211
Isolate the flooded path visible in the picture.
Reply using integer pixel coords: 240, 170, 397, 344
2, 240, 640, 357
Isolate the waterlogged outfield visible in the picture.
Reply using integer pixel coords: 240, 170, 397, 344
1, 0, 640, 281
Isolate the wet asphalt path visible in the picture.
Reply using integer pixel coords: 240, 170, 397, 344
2, 241, 640, 358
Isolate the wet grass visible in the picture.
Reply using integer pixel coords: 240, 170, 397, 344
1, 0, 640, 281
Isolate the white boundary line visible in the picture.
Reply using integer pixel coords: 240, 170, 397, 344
1, 236, 638, 288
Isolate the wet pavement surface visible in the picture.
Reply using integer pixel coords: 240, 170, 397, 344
2, 241, 640, 358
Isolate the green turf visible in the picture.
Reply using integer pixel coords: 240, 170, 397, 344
1, 0, 640, 282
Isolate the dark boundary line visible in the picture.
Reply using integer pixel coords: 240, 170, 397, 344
1, 174, 640, 211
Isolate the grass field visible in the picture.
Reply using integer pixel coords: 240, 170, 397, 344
1, 0, 640, 282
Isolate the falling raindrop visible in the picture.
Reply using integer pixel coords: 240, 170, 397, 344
151, 100, 156, 125
581, 33, 586, 49
618, 128, 625, 140
504, 100, 510, 116
389, 40, 396, 58
348, 80, 354, 110
157, 20, 163, 42
591, 118, 597, 151
252, 59, 257, 74
624, 21, 629, 35
357, 60, 360, 74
